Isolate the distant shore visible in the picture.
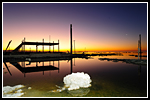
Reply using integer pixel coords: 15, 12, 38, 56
99, 58, 147, 66
3, 52, 119, 62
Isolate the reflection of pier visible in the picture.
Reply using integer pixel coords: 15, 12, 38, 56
3, 62, 12, 76
10, 62, 59, 73
3, 60, 60, 77
3, 58, 75, 77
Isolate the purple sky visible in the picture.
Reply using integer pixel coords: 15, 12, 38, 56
3, 3, 147, 51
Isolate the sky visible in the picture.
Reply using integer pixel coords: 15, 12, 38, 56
3, 2, 147, 52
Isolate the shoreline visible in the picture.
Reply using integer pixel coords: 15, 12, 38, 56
99, 58, 147, 66
3, 52, 119, 62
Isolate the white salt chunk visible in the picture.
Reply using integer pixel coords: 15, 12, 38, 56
63, 72, 92, 91
28, 87, 32, 89
3, 85, 25, 97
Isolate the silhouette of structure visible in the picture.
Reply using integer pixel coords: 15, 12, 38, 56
74, 40, 75, 54
5, 40, 12, 52
70, 24, 72, 54
138, 34, 141, 59
12, 41, 59, 52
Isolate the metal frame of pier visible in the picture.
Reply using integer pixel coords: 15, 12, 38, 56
12, 41, 59, 52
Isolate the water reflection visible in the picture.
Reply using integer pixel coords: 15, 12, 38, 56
3, 62, 12, 76
3, 58, 74, 77
68, 88, 90, 97
70, 58, 73, 74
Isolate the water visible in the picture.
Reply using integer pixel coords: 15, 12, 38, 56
3, 53, 147, 97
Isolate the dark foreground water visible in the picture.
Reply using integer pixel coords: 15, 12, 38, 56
3, 53, 147, 97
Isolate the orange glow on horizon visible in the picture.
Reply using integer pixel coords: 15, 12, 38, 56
3, 37, 147, 52
3, 47, 147, 52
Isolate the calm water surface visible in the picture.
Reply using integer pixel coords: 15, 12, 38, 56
3, 53, 147, 97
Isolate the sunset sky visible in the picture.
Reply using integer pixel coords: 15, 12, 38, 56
3, 2, 147, 52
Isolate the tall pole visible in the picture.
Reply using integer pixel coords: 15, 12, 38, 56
139, 34, 141, 59
53, 41, 54, 53
74, 40, 75, 54
24, 37, 25, 53
49, 35, 51, 52
43, 39, 44, 52
22, 40, 23, 52
70, 24, 72, 55
138, 34, 141, 60
58, 39, 59, 52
